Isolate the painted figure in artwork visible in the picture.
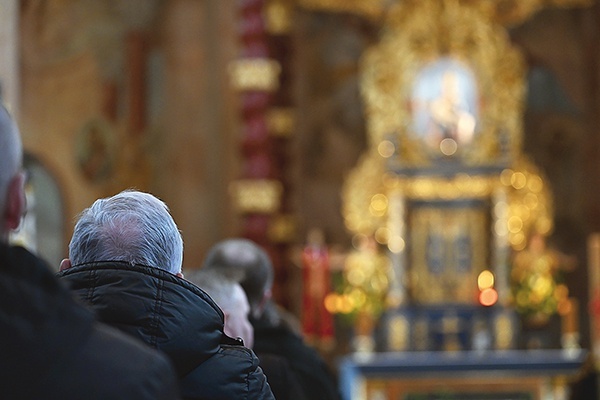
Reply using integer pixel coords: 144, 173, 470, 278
410, 57, 479, 150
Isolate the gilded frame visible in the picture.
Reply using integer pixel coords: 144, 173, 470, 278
360, 0, 525, 168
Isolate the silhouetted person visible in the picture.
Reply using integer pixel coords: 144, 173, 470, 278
203, 238, 341, 400
188, 268, 308, 400
58, 190, 274, 400
0, 105, 180, 399
187, 268, 254, 347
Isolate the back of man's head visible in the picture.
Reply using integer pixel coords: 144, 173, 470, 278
186, 268, 254, 347
202, 238, 273, 318
68, 190, 183, 274
0, 105, 24, 241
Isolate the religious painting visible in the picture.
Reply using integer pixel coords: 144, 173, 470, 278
409, 57, 480, 153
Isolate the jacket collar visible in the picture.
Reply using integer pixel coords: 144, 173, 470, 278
58, 261, 225, 376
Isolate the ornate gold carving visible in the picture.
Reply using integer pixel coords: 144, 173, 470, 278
486, 0, 593, 26
228, 58, 282, 92
343, 153, 388, 237
494, 312, 514, 350
500, 156, 554, 251
268, 213, 297, 242
267, 107, 295, 137
266, 0, 293, 35
393, 175, 497, 201
361, 0, 525, 166
343, 0, 533, 237
295, 0, 592, 26
229, 179, 283, 213
388, 315, 409, 351
296, 0, 384, 20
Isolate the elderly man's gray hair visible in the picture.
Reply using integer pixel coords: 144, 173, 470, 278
0, 105, 22, 213
187, 268, 241, 312
69, 190, 184, 274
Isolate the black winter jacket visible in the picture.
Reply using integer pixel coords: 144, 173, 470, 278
0, 244, 179, 399
58, 261, 275, 400
252, 306, 341, 400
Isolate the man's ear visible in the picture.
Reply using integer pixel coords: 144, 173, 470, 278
59, 259, 72, 271
4, 171, 26, 232
253, 289, 272, 318
261, 288, 272, 305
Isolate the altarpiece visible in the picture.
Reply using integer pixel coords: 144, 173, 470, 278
297, 0, 593, 398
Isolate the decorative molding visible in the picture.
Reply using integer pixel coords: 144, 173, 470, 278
266, 0, 293, 35
295, 0, 593, 26
296, 0, 384, 19
230, 179, 283, 214
228, 58, 282, 92
268, 213, 297, 242
486, 0, 594, 26
267, 107, 295, 137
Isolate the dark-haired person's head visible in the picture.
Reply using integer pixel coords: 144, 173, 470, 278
202, 238, 273, 318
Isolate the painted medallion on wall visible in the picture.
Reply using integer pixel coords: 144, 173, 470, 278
75, 118, 116, 182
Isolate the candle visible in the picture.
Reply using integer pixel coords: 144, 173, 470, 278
562, 298, 579, 335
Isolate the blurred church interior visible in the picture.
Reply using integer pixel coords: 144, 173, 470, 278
3, 0, 600, 398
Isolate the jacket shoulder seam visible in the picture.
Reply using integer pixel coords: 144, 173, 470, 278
149, 276, 165, 348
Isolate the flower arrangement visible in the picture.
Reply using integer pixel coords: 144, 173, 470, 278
325, 236, 391, 327
510, 234, 569, 324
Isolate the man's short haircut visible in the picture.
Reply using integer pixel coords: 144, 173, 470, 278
202, 239, 274, 313
69, 190, 184, 274
0, 104, 22, 213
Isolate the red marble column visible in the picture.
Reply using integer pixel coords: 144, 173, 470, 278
238, 0, 274, 238
265, 1, 295, 309
236, 0, 290, 305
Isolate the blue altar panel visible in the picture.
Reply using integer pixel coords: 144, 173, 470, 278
378, 305, 519, 352
339, 349, 588, 400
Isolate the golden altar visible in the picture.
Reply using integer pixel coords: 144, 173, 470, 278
334, 0, 590, 398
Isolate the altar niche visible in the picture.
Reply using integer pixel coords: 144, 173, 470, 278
376, 184, 520, 353
408, 199, 490, 305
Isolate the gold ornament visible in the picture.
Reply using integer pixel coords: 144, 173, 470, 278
295, 0, 592, 26
267, 107, 295, 137
229, 179, 283, 214
228, 58, 282, 92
